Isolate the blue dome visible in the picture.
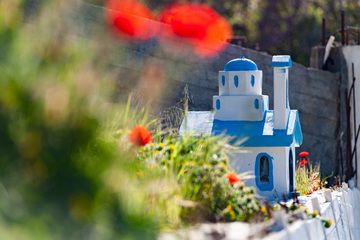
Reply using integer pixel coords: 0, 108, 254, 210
224, 56, 258, 71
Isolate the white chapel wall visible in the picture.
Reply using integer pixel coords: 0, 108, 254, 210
230, 147, 291, 199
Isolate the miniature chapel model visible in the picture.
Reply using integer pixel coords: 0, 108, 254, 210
180, 55, 303, 199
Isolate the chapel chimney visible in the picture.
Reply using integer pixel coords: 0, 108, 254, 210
272, 55, 292, 129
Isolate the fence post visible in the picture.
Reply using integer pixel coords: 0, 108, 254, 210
341, 10, 345, 45
311, 196, 321, 213
342, 188, 353, 240
325, 190, 341, 239
322, 18, 326, 46
338, 193, 348, 239
311, 196, 329, 240
351, 63, 358, 185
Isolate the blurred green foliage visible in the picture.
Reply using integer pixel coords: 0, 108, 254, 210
0, 0, 343, 238
0, 1, 161, 239
296, 163, 327, 196
0, 1, 269, 238
138, 135, 268, 223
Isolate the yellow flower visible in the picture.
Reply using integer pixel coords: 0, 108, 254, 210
272, 204, 281, 211
324, 219, 333, 228
312, 210, 319, 218
169, 144, 176, 153
260, 205, 267, 213
226, 205, 236, 219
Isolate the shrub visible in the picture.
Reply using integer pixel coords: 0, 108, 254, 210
0, 1, 162, 239
296, 163, 327, 195
0, 1, 266, 238
137, 134, 268, 224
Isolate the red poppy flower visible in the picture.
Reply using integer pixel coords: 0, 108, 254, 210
128, 125, 152, 146
106, 0, 155, 40
299, 159, 308, 167
299, 151, 309, 158
159, 3, 232, 57
226, 172, 240, 185
194, 16, 232, 57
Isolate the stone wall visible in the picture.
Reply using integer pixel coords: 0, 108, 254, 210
77, 2, 341, 178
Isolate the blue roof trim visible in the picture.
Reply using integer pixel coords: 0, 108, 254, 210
224, 56, 258, 71
210, 110, 302, 147
179, 110, 302, 147
294, 111, 303, 145
271, 55, 292, 68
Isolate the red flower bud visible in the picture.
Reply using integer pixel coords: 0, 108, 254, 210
159, 3, 232, 57
128, 125, 152, 146
299, 159, 308, 167
226, 172, 240, 185
106, 0, 155, 40
299, 151, 309, 158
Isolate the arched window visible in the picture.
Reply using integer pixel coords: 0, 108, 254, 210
289, 149, 294, 192
216, 99, 221, 110
251, 75, 255, 87
260, 156, 269, 183
234, 75, 239, 88
255, 153, 274, 191
221, 75, 225, 86
254, 99, 259, 109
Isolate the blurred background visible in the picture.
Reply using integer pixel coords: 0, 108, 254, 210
78, 0, 360, 65
1, 0, 359, 239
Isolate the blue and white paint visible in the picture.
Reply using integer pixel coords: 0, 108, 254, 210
180, 55, 303, 200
